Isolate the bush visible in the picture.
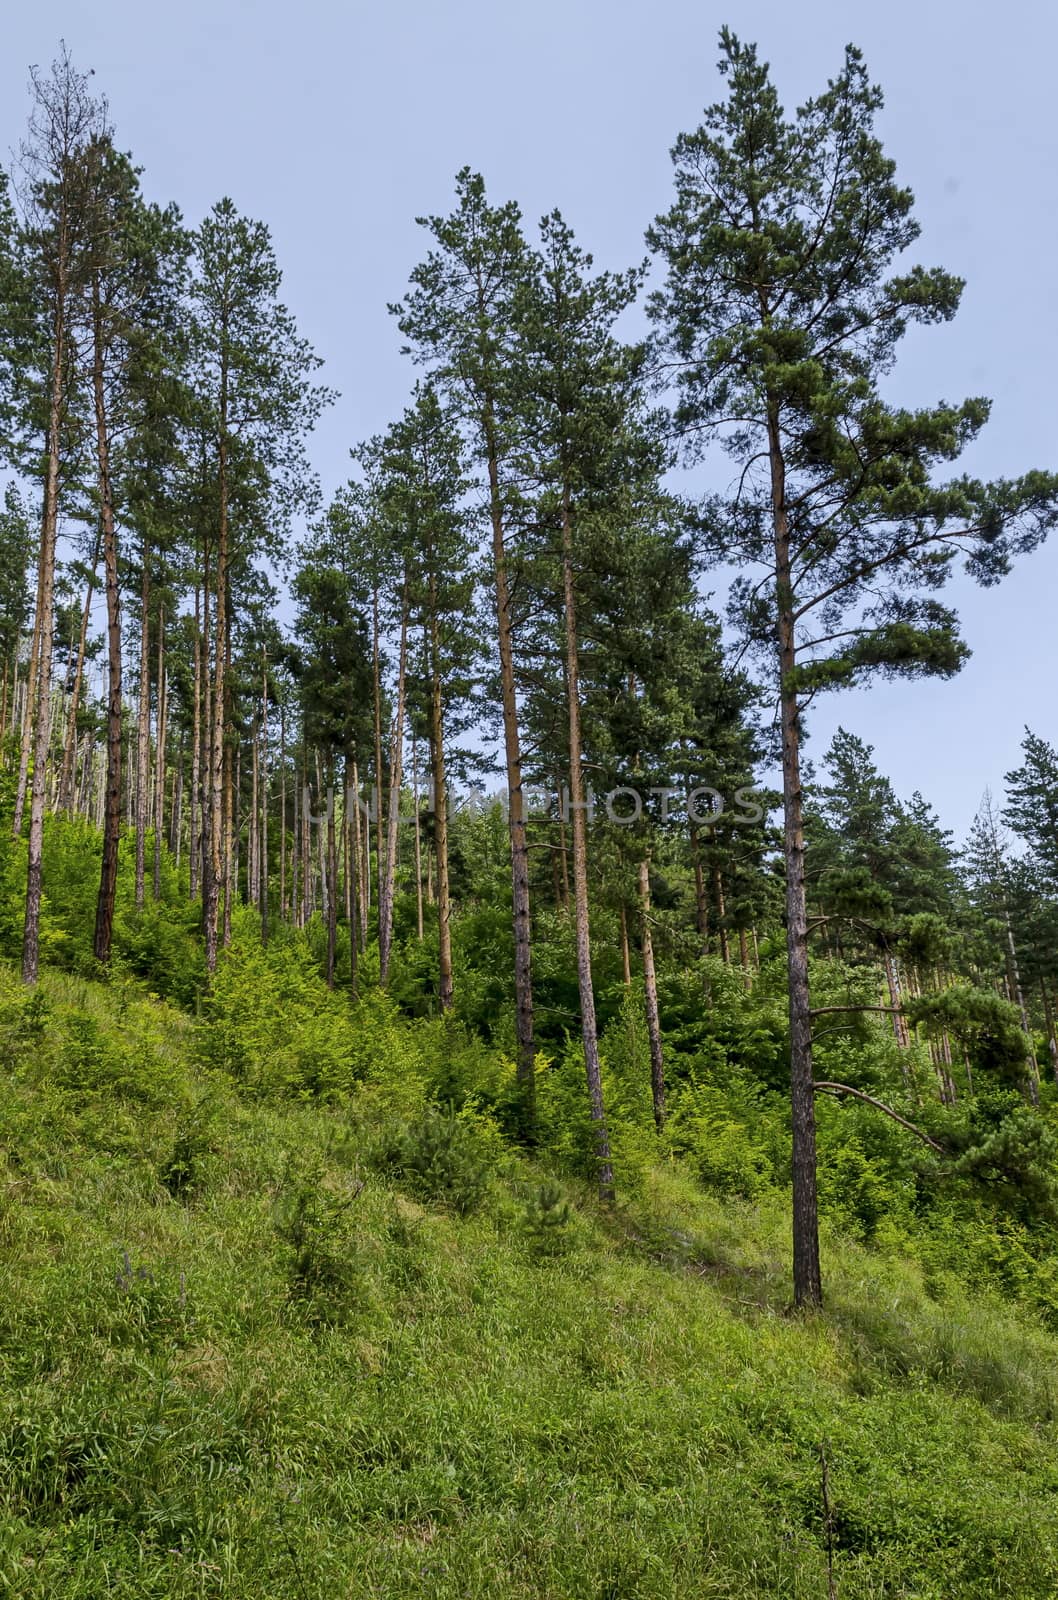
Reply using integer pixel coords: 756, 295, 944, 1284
379, 1103, 499, 1215
272, 1153, 367, 1323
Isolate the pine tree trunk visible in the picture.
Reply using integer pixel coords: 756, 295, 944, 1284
134, 558, 150, 909
346, 754, 358, 996
689, 822, 710, 957
427, 611, 453, 1012
769, 400, 822, 1309
205, 375, 229, 973
739, 926, 752, 990
153, 609, 167, 900
412, 731, 424, 942
713, 865, 730, 964
91, 276, 123, 967
371, 584, 384, 939
57, 540, 99, 813
352, 757, 368, 955
279, 701, 286, 921
620, 901, 631, 988
561, 485, 612, 1195
483, 411, 535, 1131
171, 732, 184, 864
379, 588, 408, 984
189, 595, 202, 899
1003, 910, 1039, 1104
326, 760, 337, 989
249, 707, 259, 910
222, 637, 235, 948
22, 243, 70, 982
558, 806, 571, 911
639, 856, 666, 1133
260, 653, 269, 942
13, 562, 44, 839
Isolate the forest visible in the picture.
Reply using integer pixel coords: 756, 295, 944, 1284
4, 31, 1058, 1599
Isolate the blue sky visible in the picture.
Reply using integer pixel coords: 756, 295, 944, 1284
3, 0, 1053, 841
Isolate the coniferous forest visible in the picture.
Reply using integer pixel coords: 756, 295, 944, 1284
5, 32, 1058, 1598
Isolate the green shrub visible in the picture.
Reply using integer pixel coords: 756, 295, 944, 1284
519, 1179, 575, 1259
379, 1103, 498, 1215
272, 1153, 368, 1323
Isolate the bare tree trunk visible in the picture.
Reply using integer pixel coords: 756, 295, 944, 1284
1041, 979, 1058, 1085
91, 280, 123, 966
249, 707, 259, 909
426, 612, 453, 1012
379, 587, 408, 983
279, 702, 287, 923
352, 758, 368, 953
259, 652, 269, 942
620, 901, 631, 988
171, 730, 184, 864
290, 757, 299, 927
22, 212, 73, 981
561, 484, 612, 1195
205, 377, 229, 973
689, 822, 710, 958
1004, 912, 1039, 1105
770, 401, 822, 1309
483, 408, 535, 1132
639, 856, 666, 1133
57, 540, 99, 813
222, 629, 235, 948
134, 556, 150, 909
411, 730, 424, 941
346, 753, 359, 996
300, 751, 310, 927
153, 608, 167, 899
13, 563, 44, 839
371, 584, 384, 940
326, 759, 337, 988
713, 865, 730, 964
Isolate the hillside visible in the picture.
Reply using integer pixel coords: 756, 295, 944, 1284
3, 960, 1058, 1599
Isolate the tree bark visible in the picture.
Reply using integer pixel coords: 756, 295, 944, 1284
689, 822, 710, 958
153, 610, 167, 900
411, 730, 424, 942
769, 398, 822, 1309
22, 221, 70, 981
483, 404, 536, 1132
57, 540, 99, 813
204, 354, 229, 972
561, 483, 612, 1195
379, 585, 408, 983
91, 276, 123, 966
426, 611, 453, 1012
639, 857, 666, 1132
13, 561, 44, 840
259, 651, 269, 942
326, 759, 337, 989
134, 555, 151, 908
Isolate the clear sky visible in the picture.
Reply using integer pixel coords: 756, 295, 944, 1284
2, 0, 1053, 842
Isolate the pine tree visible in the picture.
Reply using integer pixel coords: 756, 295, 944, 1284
187, 198, 331, 971
1003, 729, 1058, 888
396, 171, 538, 1134
511, 210, 657, 1193
648, 31, 1058, 1305
15, 50, 105, 984
381, 385, 480, 1013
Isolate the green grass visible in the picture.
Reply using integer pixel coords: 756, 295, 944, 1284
3, 966, 1058, 1597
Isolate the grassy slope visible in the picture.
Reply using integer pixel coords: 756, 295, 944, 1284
2, 967, 1058, 1599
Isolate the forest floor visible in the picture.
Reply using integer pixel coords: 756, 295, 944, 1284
3, 965, 1058, 1598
